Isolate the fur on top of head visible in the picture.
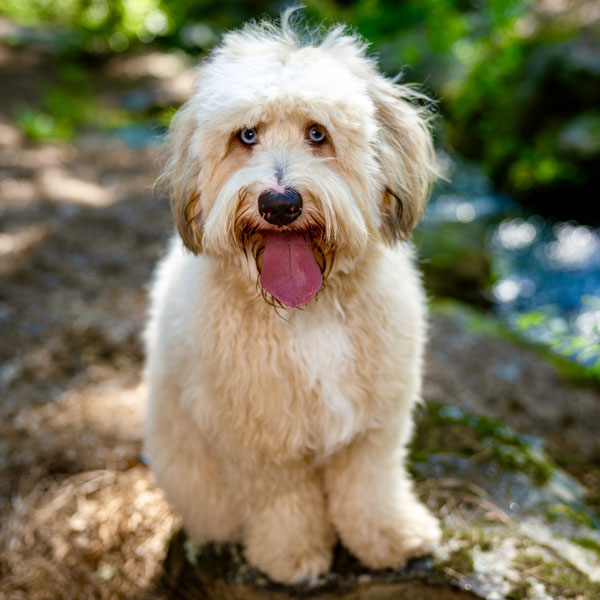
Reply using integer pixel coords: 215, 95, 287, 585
161, 9, 438, 306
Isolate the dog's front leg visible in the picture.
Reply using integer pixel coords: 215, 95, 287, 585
238, 458, 335, 584
324, 428, 440, 569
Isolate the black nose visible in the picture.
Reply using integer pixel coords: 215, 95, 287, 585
258, 188, 302, 226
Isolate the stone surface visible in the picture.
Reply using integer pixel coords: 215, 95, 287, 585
424, 301, 600, 504
163, 531, 477, 600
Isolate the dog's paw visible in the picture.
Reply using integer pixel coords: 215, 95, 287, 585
342, 501, 441, 570
246, 542, 332, 585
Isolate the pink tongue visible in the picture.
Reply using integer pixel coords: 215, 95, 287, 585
260, 232, 322, 308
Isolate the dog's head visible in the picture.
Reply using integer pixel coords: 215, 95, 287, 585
161, 14, 438, 308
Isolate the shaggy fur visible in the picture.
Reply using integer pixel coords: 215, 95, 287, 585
144, 12, 441, 584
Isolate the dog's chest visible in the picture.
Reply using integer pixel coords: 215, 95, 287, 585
203, 304, 368, 457
288, 315, 361, 451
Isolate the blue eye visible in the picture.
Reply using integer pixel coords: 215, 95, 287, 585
239, 127, 257, 145
307, 126, 326, 144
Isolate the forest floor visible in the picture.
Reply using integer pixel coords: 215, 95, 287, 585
1, 41, 599, 599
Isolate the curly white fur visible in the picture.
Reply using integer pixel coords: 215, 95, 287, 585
145, 11, 441, 584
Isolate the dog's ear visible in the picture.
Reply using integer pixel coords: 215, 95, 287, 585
370, 77, 438, 243
160, 102, 204, 253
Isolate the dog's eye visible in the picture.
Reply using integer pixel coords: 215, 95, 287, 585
307, 126, 326, 144
239, 127, 258, 145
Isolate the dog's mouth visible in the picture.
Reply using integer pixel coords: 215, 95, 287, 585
242, 224, 329, 308
259, 231, 322, 308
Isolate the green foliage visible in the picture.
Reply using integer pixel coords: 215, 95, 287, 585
515, 298, 600, 380
155, 106, 177, 128
14, 62, 133, 141
1, 0, 174, 51
16, 107, 73, 141
0, 0, 531, 61
444, 16, 599, 202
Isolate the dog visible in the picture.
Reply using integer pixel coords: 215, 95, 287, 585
144, 12, 441, 585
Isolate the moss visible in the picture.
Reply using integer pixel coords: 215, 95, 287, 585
545, 503, 594, 528
506, 580, 532, 600
437, 547, 475, 575
571, 536, 600, 558
441, 528, 456, 543
410, 402, 554, 485
514, 553, 600, 599
454, 528, 494, 552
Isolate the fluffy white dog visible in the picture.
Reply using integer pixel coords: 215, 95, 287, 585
144, 13, 441, 585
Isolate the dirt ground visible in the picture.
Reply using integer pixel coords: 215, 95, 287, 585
0, 43, 181, 599
1, 42, 599, 599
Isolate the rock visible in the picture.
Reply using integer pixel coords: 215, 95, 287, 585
424, 302, 600, 501
411, 405, 600, 599
162, 401, 600, 600
163, 533, 476, 599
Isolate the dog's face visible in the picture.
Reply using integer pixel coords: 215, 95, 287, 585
162, 22, 437, 308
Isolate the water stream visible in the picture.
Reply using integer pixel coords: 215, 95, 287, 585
421, 152, 600, 374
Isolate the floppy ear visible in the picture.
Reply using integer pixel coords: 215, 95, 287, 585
159, 102, 203, 253
371, 77, 438, 242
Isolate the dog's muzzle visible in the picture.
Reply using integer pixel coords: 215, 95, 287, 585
253, 187, 322, 308
258, 188, 302, 227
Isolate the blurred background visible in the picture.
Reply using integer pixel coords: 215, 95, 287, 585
0, 1, 599, 598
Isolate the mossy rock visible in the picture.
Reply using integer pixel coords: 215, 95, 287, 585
163, 533, 477, 599
163, 404, 600, 599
